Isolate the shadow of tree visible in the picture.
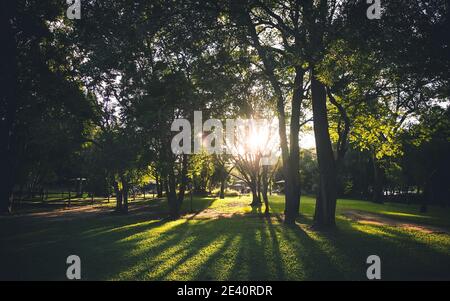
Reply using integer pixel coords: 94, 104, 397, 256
2, 197, 450, 281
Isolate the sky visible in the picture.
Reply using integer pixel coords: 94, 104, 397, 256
299, 133, 316, 149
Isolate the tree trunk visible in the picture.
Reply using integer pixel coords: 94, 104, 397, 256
167, 169, 179, 219
113, 181, 123, 212
120, 175, 129, 214
177, 154, 188, 204
250, 179, 261, 207
122, 188, 128, 213
421, 170, 437, 212
156, 173, 163, 198
251, 190, 260, 206
311, 73, 337, 229
287, 66, 304, 219
257, 174, 262, 204
219, 165, 233, 199
0, 1, 17, 215
372, 154, 384, 204
219, 180, 225, 199
82, 183, 85, 199
262, 166, 270, 215
76, 179, 82, 197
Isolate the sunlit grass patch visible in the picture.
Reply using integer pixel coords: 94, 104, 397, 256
1, 195, 450, 280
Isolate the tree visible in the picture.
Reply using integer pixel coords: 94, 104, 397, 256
402, 107, 450, 211
226, 0, 313, 224
0, 0, 95, 213
212, 154, 235, 199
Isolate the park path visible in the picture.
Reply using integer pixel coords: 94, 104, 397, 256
342, 210, 449, 234
1, 199, 166, 222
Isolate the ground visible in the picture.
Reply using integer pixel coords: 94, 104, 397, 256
1, 195, 450, 280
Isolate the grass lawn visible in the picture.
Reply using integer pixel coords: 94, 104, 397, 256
1, 195, 450, 280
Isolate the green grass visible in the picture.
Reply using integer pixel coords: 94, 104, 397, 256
1, 195, 450, 280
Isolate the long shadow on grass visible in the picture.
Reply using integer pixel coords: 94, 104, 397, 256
83, 215, 362, 280
304, 217, 450, 280
91, 213, 450, 280
0, 197, 219, 280
263, 217, 285, 279
4, 199, 450, 280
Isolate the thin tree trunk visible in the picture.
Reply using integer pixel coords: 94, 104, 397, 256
262, 166, 270, 215
156, 173, 163, 198
123, 188, 128, 213
251, 189, 260, 206
120, 175, 129, 214
76, 179, 82, 197
167, 168, 179, 219
219, 180, 225, 199
113, 181, 122, 212
177, 154, 188, 204
421, 169, 437, 212
257, 174, 262, 204
372, 153, 384, 204
250, 175, 261, 207
288, 67, 304, 218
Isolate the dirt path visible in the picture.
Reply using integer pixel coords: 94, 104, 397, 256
2, 198, 252, 223
21, 205, 111, 221
342, 210, 449, 234
1, 199, 167, 222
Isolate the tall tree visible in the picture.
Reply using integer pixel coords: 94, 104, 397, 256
227, 0, 310, 224
1, 0, 94, 213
